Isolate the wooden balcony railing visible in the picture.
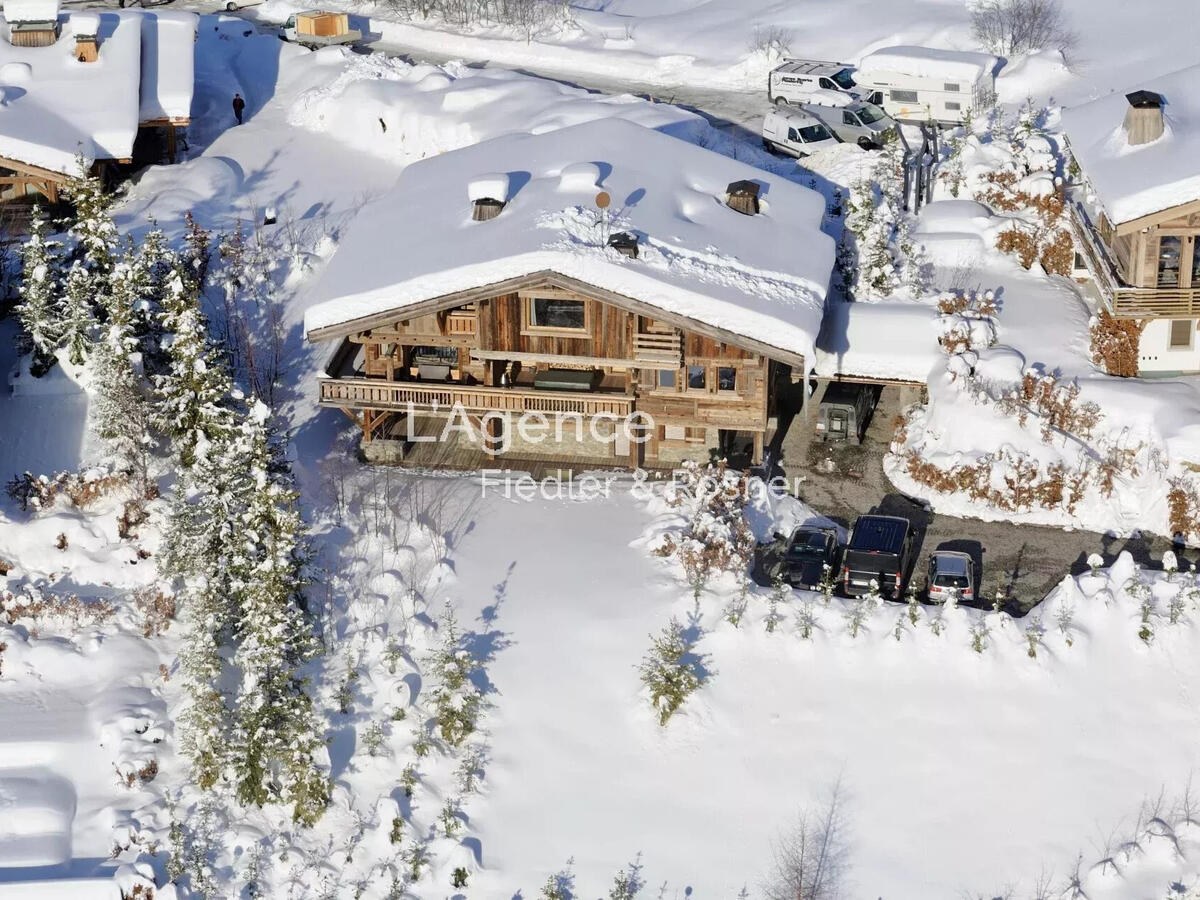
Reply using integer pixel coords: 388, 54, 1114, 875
1069, 201, 1200, 318
319, 378, 634, 418
633, 330, 682, 366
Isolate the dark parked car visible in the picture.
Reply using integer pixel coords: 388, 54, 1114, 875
841, 514, 915, 598
774, 526, 842, 589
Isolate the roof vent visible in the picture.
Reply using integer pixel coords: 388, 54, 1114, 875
467, 173, 511, 222
608, 231, 639, 259
1123, 90, 1164, 146
725, 179, 761, 216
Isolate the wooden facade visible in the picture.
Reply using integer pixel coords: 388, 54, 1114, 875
313, 271, 802, 469
1071, 194, 1200, 318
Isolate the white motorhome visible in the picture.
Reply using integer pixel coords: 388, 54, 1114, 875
768, 59, 861, 106
853, 46, 998, 125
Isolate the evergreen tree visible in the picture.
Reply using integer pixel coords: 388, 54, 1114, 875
226, 402, 329, 824
16, 206, 63, 375
58, 260, 95, 367
62, 159, 117, 278
153, 265, 234, 468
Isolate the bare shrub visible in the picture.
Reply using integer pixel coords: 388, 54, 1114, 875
1168, 478, 1200, 541
748, 25, 792, 58
1, 586, 116, 626
6, 469, 130, 513
1089, 311, 1144, 377
134, 588, 177, 637
970, 0, 1077, 59
763, 779, 851, 900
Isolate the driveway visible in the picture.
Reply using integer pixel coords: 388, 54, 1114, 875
773, 382, 1180, 613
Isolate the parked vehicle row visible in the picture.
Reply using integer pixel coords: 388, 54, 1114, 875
771, 514, 978, 603
762, 47, 1001, 155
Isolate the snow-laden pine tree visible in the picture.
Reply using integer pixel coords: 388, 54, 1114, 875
62, 159, 117, 278
91, 243, 156, 492
58, 260, 96, 366
153, 262, 235, 469
16, 206, 63, 375
225, 402, 330, 825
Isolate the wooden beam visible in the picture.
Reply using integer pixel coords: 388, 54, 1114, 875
307, 269, 809, 371
1115, 197, 1200, 236
469, 348, 675, 370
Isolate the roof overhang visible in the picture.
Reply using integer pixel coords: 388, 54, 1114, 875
306, 268, 809, 370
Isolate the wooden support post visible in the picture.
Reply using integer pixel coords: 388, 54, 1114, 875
361, 409, 374, 443
483, 415, 502, 458
752, 430, 764, 466
166, 124, 177, 164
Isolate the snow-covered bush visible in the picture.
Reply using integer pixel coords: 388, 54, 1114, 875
427, 608, 483, 748
638, 618, 709, 726
654, 461, 755, 600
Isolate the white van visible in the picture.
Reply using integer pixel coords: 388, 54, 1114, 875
853, 45, 998, 125
768, 59, 861, 107
761, 108, 840, 158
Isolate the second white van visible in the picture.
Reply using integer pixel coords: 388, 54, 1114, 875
761, 108, 840, 158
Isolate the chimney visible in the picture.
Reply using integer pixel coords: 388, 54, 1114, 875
4, 0, 60, 47
1123, 90, 1164, 146
725, 179, 761, 216
467, 173, 511, 222
608, 231, 639, 259
70, 11, 99, 61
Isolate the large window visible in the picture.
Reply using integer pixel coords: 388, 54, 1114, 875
686, 365, 707, 390
717, 366, 737, 392
524, 296, 589, 333
1158, 236, 1182, 287
890, 89, 919, 104
1169, 319, 1193, 349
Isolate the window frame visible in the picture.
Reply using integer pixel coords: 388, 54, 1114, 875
1168, 318, 1194, 350
716, 366, 738, 393
890, 89, 919, 104
685, 364, 708, 392
521, 294, 592, 337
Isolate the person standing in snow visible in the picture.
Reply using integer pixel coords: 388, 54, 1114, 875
232, 93, 245, 126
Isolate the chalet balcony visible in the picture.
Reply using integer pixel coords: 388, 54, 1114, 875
1068, 197, 1200, 318
318, 377, 635, 419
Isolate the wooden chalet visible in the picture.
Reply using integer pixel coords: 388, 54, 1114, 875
1063, 70, 1200, 373
305, 120, 835, 472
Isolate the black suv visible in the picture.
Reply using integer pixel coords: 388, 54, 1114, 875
840, 515, 914, 599
775, 526, 842, 589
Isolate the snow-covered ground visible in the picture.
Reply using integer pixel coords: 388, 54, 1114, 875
2, 4, 1200, 898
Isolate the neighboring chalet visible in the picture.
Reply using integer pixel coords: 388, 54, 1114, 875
1063, 66, 1200, 374
0, 0, 194, 205
304, 119, 835, 471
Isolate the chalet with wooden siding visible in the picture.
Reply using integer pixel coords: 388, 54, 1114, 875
305, 119, 835, 471
0, 1, 194, 205
1063, 65, 1200, 374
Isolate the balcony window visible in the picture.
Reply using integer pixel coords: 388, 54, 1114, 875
1169, 319, 1193, 349
1158, 236, 1181, 287
717, 366, 737, 392
687, 364, 707, 390
523, 296, 589, 334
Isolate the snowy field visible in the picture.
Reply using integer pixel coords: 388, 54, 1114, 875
1, 2, 1200, 897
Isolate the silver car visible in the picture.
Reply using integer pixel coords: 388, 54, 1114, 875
926, 550, 976, 603
802, 100, 896, 149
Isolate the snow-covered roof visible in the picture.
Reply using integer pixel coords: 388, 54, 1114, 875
304, 119, 835, 364
0, 11, 141, 172
814, 301, 941, 383
857, 46, 998, 84
1061, 64, 1200, 225
2, 0, 56, 23
132, 10, 195, 122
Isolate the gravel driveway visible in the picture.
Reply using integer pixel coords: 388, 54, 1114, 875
773, 382, 1180, 613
